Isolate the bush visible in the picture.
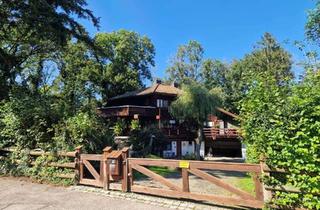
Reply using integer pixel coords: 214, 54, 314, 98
0, 93, 59, 150
0, 91, 113, 184
129, 125, 168, 157
240, 72, 320, 209
53, 112, 113, 153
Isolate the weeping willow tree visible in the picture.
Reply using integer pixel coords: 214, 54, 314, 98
169, 82, 222, 160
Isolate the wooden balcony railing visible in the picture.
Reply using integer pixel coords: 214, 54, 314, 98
203, 128, 240, 140
161, 128, 189, 137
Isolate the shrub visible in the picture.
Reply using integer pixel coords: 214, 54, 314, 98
129, 125, 168, 157
53, 112, 113, 153
113, 119, 127, 136
240, 72, 320, 209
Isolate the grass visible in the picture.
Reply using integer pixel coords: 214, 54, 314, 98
230, 174, 255, 195
133, 166, 178, 179
133, 154, 179, 179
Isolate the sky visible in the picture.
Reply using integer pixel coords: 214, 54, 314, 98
79, 0, 316, 82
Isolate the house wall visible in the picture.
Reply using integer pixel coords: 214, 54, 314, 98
105, 90, 241, 158
181, 141, 195, 156
204, 114, 241, 157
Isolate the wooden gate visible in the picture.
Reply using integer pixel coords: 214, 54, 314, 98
79, 153, 104, 187
77, 148, 265, 209
126, 158, 264, 209
78, 147, 129, 190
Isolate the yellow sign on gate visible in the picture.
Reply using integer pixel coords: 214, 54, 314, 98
179, 160, 190, 169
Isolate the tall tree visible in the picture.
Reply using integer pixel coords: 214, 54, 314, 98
93, 30, 155, 101
53, 41, 99, 116
166, 40, 204, 84
306, 0, 320, 45
239, 33, 293, 86
201, 59, 228, 89
0, 0, 99, 100
170, 83, 222, 160
220, 33, 293, 113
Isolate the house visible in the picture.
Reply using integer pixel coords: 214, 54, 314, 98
204, 108, 241, 157
98, 80, 242, 158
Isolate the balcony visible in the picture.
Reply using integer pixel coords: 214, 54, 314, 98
97, 105, 156, 118
161, 127, 191, 139
203, 128, 240, 140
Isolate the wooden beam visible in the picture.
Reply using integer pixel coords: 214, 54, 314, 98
103, 147, 112, 190
181, 168, 189, 192
80, 154, 103, 161
189, 162, 261, 173
29, 162, 75, 169
131, 185, 263, 209
188, 168, 255, 200
128, 158, 179, 168
122, 148, 129, 192
0, 147, 76, 157
253, 172, 264, 201
80, 178, 102, 187
131, 164, 182, 191
128, 158, 261, 172
83, 159, 100, 181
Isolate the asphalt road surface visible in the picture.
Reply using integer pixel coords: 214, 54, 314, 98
0, 177, 168, 210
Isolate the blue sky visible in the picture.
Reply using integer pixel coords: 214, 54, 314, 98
80, 0, 316, 81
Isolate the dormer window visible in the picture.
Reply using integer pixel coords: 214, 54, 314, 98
157, 99, 169, 108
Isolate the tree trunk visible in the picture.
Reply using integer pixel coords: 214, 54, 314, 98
195, 126, 203, 160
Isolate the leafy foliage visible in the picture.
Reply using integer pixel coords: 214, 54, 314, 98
306, 1, 320, 45
94, 30, 155, 101
113, 119, 127, 136
240, 72, 320, 209
0, 0, 99, 100
170, 83, 222, 159
53, 112, 113, 153
166, 40, 204, 84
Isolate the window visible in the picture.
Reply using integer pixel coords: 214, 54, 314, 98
166, 143, 172, 150
157, 99, 169, 108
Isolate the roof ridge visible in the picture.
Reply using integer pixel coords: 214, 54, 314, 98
152, 83, 160, 94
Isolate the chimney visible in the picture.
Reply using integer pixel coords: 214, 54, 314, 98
171, 82, 179, 88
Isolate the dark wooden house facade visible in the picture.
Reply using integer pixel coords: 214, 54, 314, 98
98, 81, 242, 158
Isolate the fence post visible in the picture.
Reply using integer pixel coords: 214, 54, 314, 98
103, 146, 112, 190
121, 147, 129, 192
74, 146, 82, 185
260, 160, 272, 202
182, 168, 190, 192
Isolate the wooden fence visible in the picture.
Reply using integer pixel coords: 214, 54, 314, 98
125, 158, 264, 209
1, 147, 311, 209
0, 147, 80, 180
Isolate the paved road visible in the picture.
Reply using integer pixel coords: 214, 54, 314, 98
0, 177, 168, 210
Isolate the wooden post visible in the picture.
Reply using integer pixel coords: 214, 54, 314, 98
121, 147, 129, 192
103, 146, 112, 190
74, 146, 82, 185
129, 161, 134, 188
260, 160, 272, 202
182, 168, 190, 192
253, 172, 264, 201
